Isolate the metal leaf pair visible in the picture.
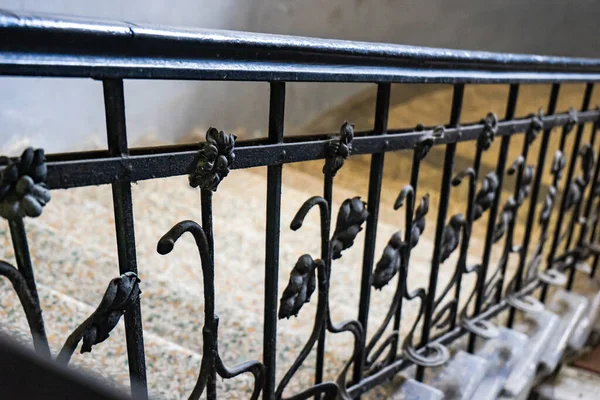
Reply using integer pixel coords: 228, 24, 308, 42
439, 214, 467, 263
473, 172, 499, 220
331, 197, 369, 260
58, 272, 141, 364
280, 196, 368, 317
372, 191, 429, 290
1, 258, 142, 364
278, 255, 322, 319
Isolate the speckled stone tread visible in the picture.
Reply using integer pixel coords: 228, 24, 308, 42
1, 167, 491, 399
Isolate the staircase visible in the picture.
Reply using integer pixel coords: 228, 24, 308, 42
392, 284, 600, 400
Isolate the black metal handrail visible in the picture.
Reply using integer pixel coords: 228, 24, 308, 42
2, 10, 600, 400
3, 10, 600, 82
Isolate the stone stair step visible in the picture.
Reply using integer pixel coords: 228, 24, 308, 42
539, 290, 589, 373
470, 327, 528, 400
569, 279, 600, 351
535, 366, 600, 400
427, 350, 490, 400
0, 281, 209, 400
502, 310, 560, 399
391, 377, 443, 400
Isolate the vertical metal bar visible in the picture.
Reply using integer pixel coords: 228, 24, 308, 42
451, 145, 482, 331
507, 84, 560, 327
103, 79, 148, 399
416, 84, 464, 382
8, 218, 50, 357
591, 198, 600, 277
354, 83, 391, 386
200, 189, 217, 399
569, 120, 600, 288
388, 146, 422, 360
495, 124, 535, 306
468, 84, 520, 353
542, 83, 593, 299
263, 82, 285, 400
315, 171, 333, 400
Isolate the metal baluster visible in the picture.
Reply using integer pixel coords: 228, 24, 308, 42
264, 82, 285, 400
8, 218, 50, 357
568, 117, 599, 289
389, 131, 424, 355
468, 84, 520, 353
416, 84, 464, 382
591, 199, 600, 278
103, 79, 148, 399
200, 189, 218, 399
354, 83, 391, 386
542, 83, 594, 300
450, 133, 484, 331
507, 84, 560, 327
314, 164, 334, 400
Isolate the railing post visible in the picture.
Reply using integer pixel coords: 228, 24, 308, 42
103, 79, 148, 399
263, 81, 285, 400
354, 83, 391, 388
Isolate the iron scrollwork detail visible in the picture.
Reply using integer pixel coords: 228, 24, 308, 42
189, 127, 236, 192
0, 147, 51, 220
157, 220, 264, 400
565, 144, 596, 210
276, 196, 367, 400
429, 114, 500, 338
0, 259, 142, 363
58, 272, 141, 364
277, 121, 366, 400
324, 121, 354, 176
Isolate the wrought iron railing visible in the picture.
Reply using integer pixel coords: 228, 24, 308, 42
2, 10, 600, 400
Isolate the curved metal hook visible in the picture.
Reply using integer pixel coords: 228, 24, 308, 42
507, 156, 525, 175
452, 168, 476, 186
461, 318, 500, 340
506, 294, 545, 314
403, 343, 450, 368
158, 220, 263, 400
290, 196, 329, 235
401, 288, 450, 368
157, 220, 210, 258
394, 185, 414, 211
538, 268, 568, 286
0, 260, 50, 357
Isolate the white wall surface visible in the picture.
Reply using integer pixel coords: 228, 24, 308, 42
1, 0, 598, 152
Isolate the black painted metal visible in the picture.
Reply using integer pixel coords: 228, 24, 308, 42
103, 79, 148, 399
354, 83, 390, 389
264, 82, 285, 400
3, 10, 600, 400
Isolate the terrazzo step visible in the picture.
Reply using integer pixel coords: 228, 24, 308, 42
391, 377, 443, 400
470, 327, 528, 400
568, 279, 600, 351
501, 310, 560, 399
426, 350, 490, 400
539, 290, 589, 373
534, 366, 600, 400
0, 281, 209, 400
